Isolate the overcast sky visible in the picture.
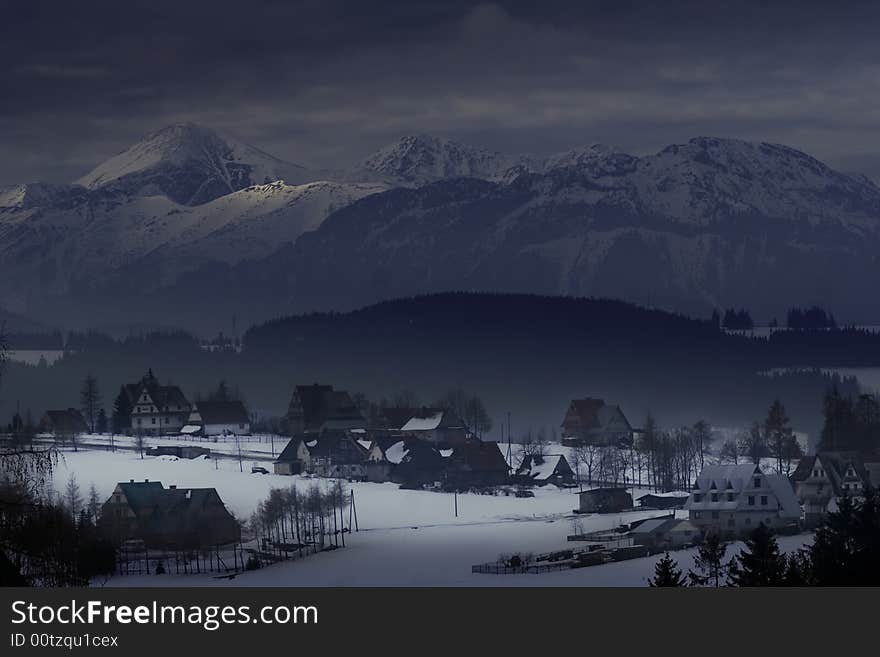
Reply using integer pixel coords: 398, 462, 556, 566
4, 0, 880, 186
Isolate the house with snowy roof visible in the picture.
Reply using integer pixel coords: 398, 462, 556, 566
515, 454, 575, 486
790, 451, 880, 527
181, 400, 251, 437
273, 430, 369, 479
399, 407, 469, 445
636, 491, 690, 510
363, 435, 410, 482
628, 517, 700, 550
560, 398, 634, 447
391, 440, 448, 489
685, 463, 801, 538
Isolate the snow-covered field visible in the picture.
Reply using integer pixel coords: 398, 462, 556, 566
54, 433, 284, 460
53, 449, 812, 587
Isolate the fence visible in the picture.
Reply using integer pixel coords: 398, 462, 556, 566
471, 561, 573, 575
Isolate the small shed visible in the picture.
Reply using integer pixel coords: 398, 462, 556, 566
628, 517, 700, 550
636, 491, 690, 510
146, 445, 211, 459
577, 487, 633, 514
273, 437, 304, 475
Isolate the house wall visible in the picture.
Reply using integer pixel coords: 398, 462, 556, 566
689, 509, 793, 538
131, 412, 189, 435
204, 422, 251, 436
365, 462, 392, 482
274, 461, 301, 476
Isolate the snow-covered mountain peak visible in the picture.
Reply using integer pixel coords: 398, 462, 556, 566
361, 133, 519, 185
76, 123, 315, 205
542, 143, 638, 177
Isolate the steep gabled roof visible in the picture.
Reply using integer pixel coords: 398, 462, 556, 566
516, 454, 572, 480
764, 473, 802, 519
194, 400, 249, 425
275, 435, 307, 463
449, 441, 508, 471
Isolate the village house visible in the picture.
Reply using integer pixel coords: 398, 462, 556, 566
274, 430, 368, 479
363, 435, 410, 482
445, 441, 510, 488
181, 400, 251, 437
560, 398, 634, 447
124, 370, 191, 436
790, 451, 880, 527
40, 408, 88, 438
576, 487, 633, 513
685, 464, 801, 538
391, 440, 449, 489
100, 479, 240, 549
287, 384, 366, 433
515, 454, 575, 486
399, 407, 469, 445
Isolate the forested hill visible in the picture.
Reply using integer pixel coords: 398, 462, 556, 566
4, 293, 878, 439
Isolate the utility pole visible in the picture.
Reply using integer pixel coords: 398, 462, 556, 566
350, 490, 359, 532
506, 411, 512, 471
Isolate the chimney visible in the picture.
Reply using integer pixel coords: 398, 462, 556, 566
129, 479, 134, 483
144, 479, 149, 483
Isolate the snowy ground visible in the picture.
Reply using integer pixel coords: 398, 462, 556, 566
47, 432, 285, 461
53, 449, 812, 587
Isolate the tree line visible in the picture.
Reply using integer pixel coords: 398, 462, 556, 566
248, 481, 350, 566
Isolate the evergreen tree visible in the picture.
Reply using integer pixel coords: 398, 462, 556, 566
96, 409, 108, 434
808, 488, 880, 585
64, 474, 82, 521
111, 386, 132, 435
87, 483, 101, 523
782, 550, 811, 586
648, 552, 686, 587
727, 523, 787, 586
688, 532, 728, 587
764, 399, 799, 475
210, 380, 231, 402
79, 374, 101, 433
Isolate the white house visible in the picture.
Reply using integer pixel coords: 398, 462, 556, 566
790, 451, 880, 526
129, 383, 191, 436
181, 401, 250, 437
685, 463, 801, 538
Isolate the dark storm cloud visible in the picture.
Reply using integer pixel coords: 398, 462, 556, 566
3, 0, 880, 185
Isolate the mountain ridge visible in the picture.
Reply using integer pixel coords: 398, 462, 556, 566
3, 126, 880, 328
